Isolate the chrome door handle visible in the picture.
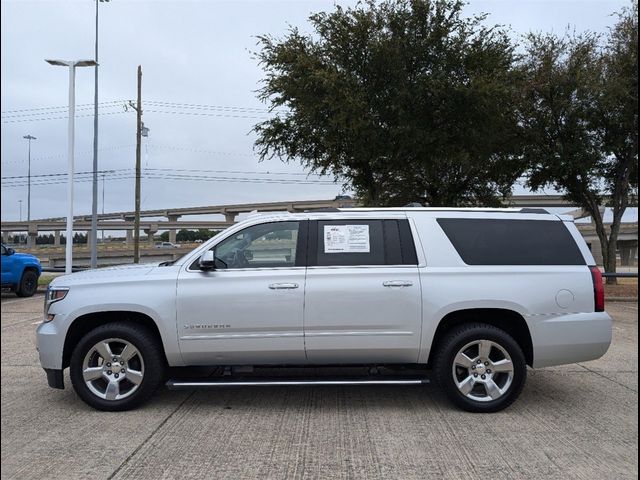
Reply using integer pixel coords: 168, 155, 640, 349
383, 280, 413, 288
268, 283, 299, 290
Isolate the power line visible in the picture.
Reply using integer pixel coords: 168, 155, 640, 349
144, 100, 283, 114
1, 100, 285, 124
2, 169, 123, 180
1, 110, 133, 124
1, 170, 336, 188
146, 167, 325, 177
1, 100, 129, 115
144, 109, 268, 120
2, 166, 329, 181
1, 104, 126, 120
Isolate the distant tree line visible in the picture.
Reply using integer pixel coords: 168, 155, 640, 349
159, 229, 221, 242
254, 0, 638, 280
7, 233, 86, 245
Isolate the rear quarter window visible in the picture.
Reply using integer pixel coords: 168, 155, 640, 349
436, 218, 586, 266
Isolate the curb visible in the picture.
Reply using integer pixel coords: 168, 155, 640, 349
607, 297, 638, 303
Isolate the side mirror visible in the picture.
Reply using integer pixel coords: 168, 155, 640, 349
198, 250, 216, 270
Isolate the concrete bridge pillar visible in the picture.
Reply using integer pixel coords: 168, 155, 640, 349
2, 231, 9, 244
144, 225, 158, 245
126, 230, 133, 245
221, 209, 236, 224
26, 223, 38, 249
54, 231, 61, 246
167, 215, 181, 243
620, 243, 638, 267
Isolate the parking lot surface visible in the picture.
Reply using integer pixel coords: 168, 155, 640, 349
1, 294, 637, 479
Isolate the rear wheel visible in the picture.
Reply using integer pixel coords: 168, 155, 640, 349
16, 270, 38, 297
70, 322, 165, 411
434, 323, 526, 413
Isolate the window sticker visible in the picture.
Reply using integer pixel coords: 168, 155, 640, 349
324, 225, 370, 253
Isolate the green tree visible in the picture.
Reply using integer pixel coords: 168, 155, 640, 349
254, 0, 524, 206
519, 4, 638, 281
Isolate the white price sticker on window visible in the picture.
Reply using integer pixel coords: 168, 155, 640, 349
324, 225, 370, 253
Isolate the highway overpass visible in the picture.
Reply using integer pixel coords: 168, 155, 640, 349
2, 196, 637, 267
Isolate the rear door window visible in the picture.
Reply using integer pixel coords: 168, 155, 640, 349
309, 219, 417, 266
437, 218, 585, 265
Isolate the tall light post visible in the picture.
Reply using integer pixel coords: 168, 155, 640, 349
90, 0, 110, 269
22, 135, 36, 223
46, 59, 97, 274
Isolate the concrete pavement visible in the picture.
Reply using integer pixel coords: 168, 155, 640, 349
1, 295, 637, 479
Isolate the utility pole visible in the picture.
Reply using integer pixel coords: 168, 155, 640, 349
18, 200, 23, 222
133, 65, 142, 263
23, 135, 36, 222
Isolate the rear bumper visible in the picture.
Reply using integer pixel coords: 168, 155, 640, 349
529, 311, 612, 368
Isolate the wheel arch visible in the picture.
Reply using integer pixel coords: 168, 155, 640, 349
62, 311, 166, 369
427, 308, 533, 367
22, 265, 41, 275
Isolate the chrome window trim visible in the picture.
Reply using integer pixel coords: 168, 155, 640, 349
185, 265, 307, 274
180, 218, 305, 273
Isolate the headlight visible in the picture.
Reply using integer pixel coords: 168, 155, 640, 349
44, 287, 69, 321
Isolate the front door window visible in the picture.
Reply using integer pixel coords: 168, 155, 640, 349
212, 221, 300, 269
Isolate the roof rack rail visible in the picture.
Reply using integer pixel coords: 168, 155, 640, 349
304, 207, 341, 213
519, 208, 549, 214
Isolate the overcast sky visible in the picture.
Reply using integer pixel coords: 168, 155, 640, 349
1, 0, 634, 222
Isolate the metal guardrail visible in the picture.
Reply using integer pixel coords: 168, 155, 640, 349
42, 267, 87, 273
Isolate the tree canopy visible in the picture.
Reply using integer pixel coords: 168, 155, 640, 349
519, 3, 638, 277
254, 0, 524, 206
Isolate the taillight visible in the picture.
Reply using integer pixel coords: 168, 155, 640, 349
589, 266, 605, 312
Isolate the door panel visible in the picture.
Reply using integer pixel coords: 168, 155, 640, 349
303, 266, 422, 363
1, 248, 13, 285
176, 268, 306, 365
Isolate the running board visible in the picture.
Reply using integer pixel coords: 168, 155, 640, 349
166, 376, 429, 389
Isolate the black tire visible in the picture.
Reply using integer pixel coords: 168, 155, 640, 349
16, 270, 38, 297
434, 323, 526, 413
70, 322, 166, 411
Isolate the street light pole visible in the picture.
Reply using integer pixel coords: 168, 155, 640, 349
101, 172, 105, 242
90, 0, 109, 268
23, 135, 36, 223
46, 59, 97, 274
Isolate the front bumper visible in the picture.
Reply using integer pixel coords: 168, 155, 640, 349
35, 314, 66, 370
529, 311, 613, 368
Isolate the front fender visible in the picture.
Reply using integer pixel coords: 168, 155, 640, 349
59, 302, 183, 367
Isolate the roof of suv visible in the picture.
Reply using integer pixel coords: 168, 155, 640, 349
342, 207, 549, 214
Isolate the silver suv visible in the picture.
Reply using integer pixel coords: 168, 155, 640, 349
37, 208, 611, 412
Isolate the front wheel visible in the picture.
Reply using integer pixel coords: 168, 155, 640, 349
434, 323, 526, 413
70, 322, 165, 411
16, 270, 38, 297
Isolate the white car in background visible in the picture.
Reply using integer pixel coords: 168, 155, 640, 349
154, 242, 180, 249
